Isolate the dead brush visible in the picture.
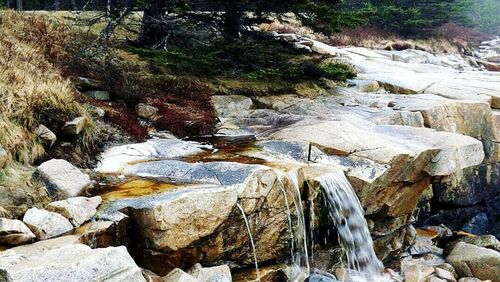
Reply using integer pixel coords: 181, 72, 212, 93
0, 11, 97, 166
261, 18, 472, 54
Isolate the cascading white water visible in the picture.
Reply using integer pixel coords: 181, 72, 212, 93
316, 171, 386, 281
288, 171, 311, 275
279, 183, 296, 260
236, 203, 261, 281
309, 199, 315, 264
277, 171, 310, 281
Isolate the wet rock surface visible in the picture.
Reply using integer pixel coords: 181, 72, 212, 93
96, 139, 206, 174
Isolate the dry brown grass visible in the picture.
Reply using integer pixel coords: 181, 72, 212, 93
260, 19, 462, 54
0, 11, 96, 167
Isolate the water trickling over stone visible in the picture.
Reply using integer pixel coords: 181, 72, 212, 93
236, 203, 261, 281
278, 181, 296, 260
277, 171, 310, 281
316, 172, 385, 281
288, 171, 311, 276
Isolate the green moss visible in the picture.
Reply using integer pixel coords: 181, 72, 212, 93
302, 61, 357, 82
317, 62, 357, 81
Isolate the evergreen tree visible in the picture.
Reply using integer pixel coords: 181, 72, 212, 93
463, 0, 500, 34
369, 0, 472, 36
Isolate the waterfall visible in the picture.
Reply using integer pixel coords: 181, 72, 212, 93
316, 171, 385, 281
309, 199, 315, 264
288, 170, 311, 275
236, 203, 261, 281
277, 171, 310, 281
279, 183, 296, 260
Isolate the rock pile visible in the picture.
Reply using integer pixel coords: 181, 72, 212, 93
475, 37, 500, 72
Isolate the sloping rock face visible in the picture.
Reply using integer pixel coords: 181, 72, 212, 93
253, 38, 500, 240
97, 161, 296, 275
208, 69, 496, 261
311, 42, 500, 108
0, 244, 145, 282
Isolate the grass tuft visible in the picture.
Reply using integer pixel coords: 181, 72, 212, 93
0, 11, 97, 165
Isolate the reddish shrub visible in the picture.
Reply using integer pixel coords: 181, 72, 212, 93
435, 23, 491, 50
146, 96, 217, 137
99, 103, 149, 140
106, 64, 218, 137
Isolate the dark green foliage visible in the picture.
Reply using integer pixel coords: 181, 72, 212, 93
367, 0, 483, 36
316, 62, 357, 81
126, 38, 296, 77
462, 0, 500, 34
286, 0, 374, 35
127, 37, 356, 83
369, 3, 424, 35
300, 61, 356, 81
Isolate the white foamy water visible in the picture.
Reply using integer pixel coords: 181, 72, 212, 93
236, 203, 261, 281
288, 171, 311, 276
316, 172, 386, 282
276, 171, 311, 281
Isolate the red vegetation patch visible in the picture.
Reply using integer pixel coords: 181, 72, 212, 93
435, 23, 490, 47
98, 102, 149, 140
107, 65, 218, 137
145, 95, 217, 137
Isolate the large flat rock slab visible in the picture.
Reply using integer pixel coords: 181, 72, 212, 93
310, 41, 500, 109
124, 160, 266, 187
270, 119, 484, 178
97, 139, 207, 174
0, 244, 145, 282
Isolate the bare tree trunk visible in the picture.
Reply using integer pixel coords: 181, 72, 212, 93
136, 0, 168, 47
15, 0, 22, 10
222, 0, 246, 40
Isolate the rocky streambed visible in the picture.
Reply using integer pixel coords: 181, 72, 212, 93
0, 36, 499, 282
